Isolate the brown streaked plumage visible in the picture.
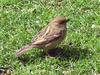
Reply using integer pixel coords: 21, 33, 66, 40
16, 16, 69, 57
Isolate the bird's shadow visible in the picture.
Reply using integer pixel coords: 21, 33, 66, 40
51, 46, 92, 61
17, 45, 93, 64
48, 45, 92, 61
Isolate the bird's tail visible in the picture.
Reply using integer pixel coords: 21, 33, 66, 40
16, 43, 36, 57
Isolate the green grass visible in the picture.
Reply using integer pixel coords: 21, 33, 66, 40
0, 0, 100, 75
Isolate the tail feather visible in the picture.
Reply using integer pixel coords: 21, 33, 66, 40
16, 43, 36, 57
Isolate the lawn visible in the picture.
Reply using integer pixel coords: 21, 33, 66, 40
0, 0, 100, 75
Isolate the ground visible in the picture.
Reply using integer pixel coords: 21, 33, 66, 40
0, 0, 100, 75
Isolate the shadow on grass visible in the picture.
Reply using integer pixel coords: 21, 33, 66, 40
48, 45, 92, 61
17, 45, 93, 64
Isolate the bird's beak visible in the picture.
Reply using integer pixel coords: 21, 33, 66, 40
66, 18, 70, 22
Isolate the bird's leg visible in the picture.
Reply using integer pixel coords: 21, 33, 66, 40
45, 50, 48, 55
44, 49, 50, 56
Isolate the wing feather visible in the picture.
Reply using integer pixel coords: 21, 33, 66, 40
32, 25, 63, 45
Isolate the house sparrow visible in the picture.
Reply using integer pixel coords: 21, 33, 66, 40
16, 16, 69, 57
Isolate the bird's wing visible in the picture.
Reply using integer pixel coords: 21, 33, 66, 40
45, 33, 61, 42
32, 24, 63, 45
33, 31, 62, 45
32, 26, 48, 42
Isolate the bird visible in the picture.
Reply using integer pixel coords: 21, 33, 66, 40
16, 16, 69, 57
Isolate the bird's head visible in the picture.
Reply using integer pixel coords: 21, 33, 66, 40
49, 16, 69, 28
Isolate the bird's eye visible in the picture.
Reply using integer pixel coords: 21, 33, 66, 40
59, 20, 66, 24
